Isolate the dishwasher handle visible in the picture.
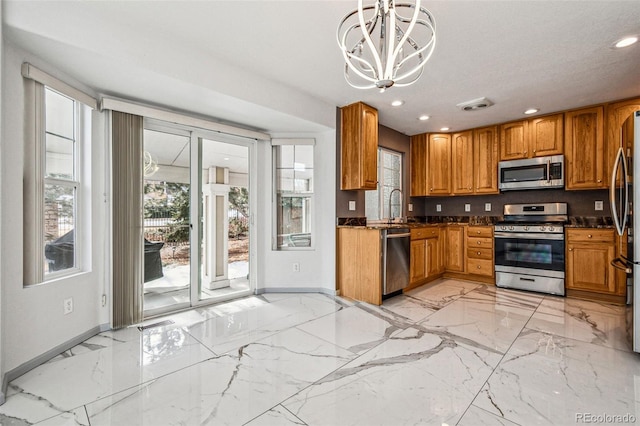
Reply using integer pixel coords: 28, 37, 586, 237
385, 233, 411, 239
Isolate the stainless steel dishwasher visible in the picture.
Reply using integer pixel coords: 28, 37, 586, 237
382, 228, 411, 296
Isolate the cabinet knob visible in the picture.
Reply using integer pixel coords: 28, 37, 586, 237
597, 179, 602, 183
477, 230, 481, 234
524, 150, 528, 155
477, 265, 481, 269
430, 187, 433, 191
468, 186, 472, 190
477, 251, 481, 255
533, 149, 536, 153
569, 248, 573, 251
477, 241, 481, 245
588, 234, 592, 238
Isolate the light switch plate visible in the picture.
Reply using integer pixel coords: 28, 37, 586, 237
408, 203, 413, 212
436, 204, 442, 212
485, 203, 491, 212
348, 200, 356, 211
465, 204, 471, 212
595, 200, 603, 211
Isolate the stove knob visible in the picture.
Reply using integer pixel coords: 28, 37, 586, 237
523, 225, 529, 231
548, 226, 555, 232
501, 225, 507, 231
509, 226, 515, 231
539, 225, 546, 231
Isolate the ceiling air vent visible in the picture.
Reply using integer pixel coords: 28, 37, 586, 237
456, 97, 494, 111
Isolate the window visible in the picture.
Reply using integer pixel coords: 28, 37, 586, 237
273, 139, 314, 249
365, 148, 403, 221
22, 63, 95, 285
43, 88, 80, 276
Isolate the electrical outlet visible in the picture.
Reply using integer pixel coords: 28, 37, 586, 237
485, 203, 491, 212
465, 204, 471, 212
595, 200, 603, 211
436, 204, 442, 212
63, 297, 73, 315
408, 203, 413, 212
293, 262, 300, 272
348, 200, 356, 211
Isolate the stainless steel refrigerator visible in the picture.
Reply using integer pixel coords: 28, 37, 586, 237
610, 110, 640, 353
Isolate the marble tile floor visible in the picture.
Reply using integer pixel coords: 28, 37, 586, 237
2, 278, 639, 425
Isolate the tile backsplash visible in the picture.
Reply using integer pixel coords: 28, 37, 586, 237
419, 189, 609, 217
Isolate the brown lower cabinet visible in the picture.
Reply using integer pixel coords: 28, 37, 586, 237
409, 226, 442, 288
336, 227, 382, 305
565, 228, 626, 304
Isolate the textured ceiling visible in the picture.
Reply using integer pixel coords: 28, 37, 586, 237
3, 1, 640, 135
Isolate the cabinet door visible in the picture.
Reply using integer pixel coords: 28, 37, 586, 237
566, 242, 615, 294
473, 126, 499, 194
410, 239, 427, 284
410, 133, 428, 196
606, 98, 640, 180
427, 134, 452, 195
530, 114, 564, 157
426, 237, 441, 277
451, 131, 474, 195
340, 102, 378, 190
565, 107, 605, 189
500, 121, 528, 160
444, 226, 465, 272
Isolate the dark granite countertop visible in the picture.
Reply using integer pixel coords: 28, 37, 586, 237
565, 216, 614, 228
337, 216, 501, 228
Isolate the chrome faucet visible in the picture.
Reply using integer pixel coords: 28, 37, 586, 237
388, 188, 403, 223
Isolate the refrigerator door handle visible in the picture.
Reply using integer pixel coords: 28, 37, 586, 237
610, 147, 629, 236
611, 257, 633, 274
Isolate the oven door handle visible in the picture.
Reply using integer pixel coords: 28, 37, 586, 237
494, 232, 565, 240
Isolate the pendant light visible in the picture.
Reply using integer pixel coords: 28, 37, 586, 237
337, 0, 436, 91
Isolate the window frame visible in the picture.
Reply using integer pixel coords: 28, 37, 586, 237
22, 64, 95, 286
272, 138, 315, 251
365, 147, 403, 222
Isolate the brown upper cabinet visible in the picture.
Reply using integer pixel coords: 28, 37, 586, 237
427, 134, 452, 195
451, 131, 473, 194
473, 126, 499, 194
340, 102, 378, 190
606, 97, 640, 181
451, 126, 499, 195
564, 106, 605, 190
410, 133, 428, 196
499, 114, 564, 161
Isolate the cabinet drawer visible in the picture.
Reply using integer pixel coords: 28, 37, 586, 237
467, 247, 493, 260
566, 229, 614, 244
411, 227, 440, 240
467, 258, 494, 277
467, 237, 493, 249
467, 226, 493, 238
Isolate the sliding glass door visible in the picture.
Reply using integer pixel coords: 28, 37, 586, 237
141, 120, 254, 317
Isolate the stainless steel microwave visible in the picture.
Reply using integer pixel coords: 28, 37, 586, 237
498, 155, 564, 191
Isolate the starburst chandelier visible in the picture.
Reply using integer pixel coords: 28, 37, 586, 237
337, 0, 436, 91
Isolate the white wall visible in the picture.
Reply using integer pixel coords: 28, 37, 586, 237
258, 130, 337, 293
0, 40, 338, 376
0, 1, 5, 403
1, 42, 109, 372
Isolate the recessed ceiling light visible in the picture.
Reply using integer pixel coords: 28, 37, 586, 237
613, 36, 638, 49
524, 108, 539, 115
391, 100, 404, 107
224, 157, 230, 160
418, 115, 430, 121
440, 127, 450, 131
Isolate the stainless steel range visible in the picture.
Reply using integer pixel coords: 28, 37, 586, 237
494, 203, 567, 296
